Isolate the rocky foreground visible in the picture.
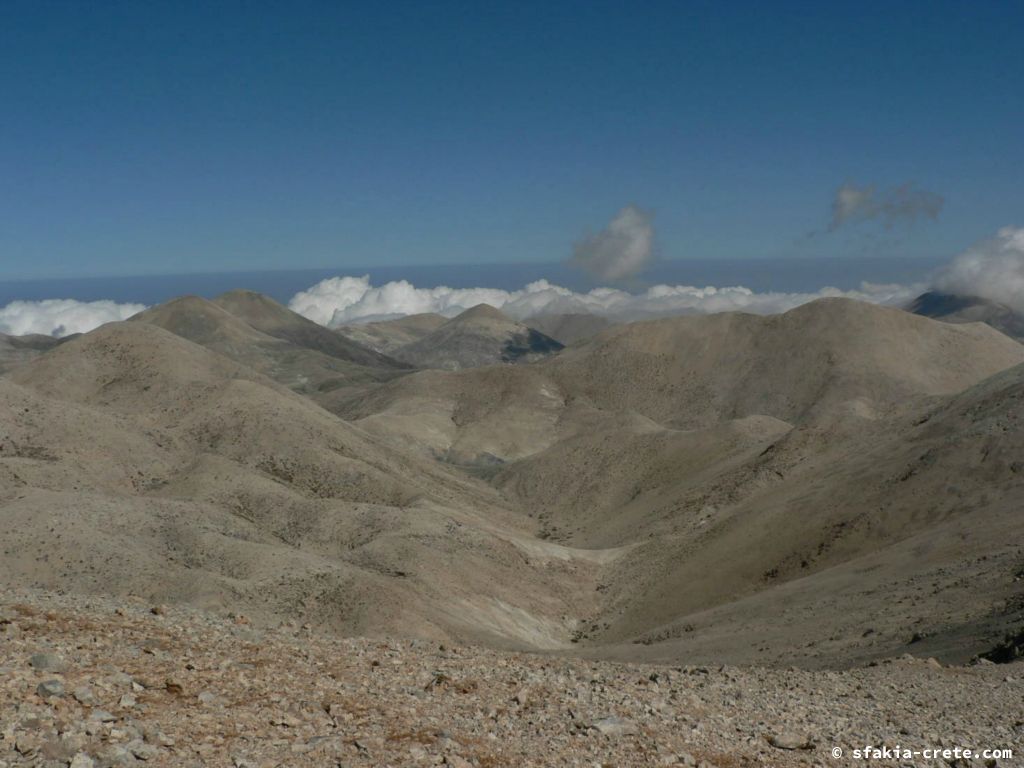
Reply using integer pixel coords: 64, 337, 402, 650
1, 590, 1021, 768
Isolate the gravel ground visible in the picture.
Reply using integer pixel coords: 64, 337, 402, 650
1, 589, 1021, 768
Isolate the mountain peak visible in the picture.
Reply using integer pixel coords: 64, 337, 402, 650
452, 303, 509, 323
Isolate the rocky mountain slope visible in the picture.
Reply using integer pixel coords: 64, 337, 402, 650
335, 313, 448, 355
390, 304, 563, 371
2, 295, 1024, 674
332, 298, 1024, 461
0, 332, 64, 374
0, 322, 601, 650
130, 295, 407, 394
337, 305, 565, 370
523, 312, 612, 345
212, 289, 405, 368
2, 588, 1020, 768
321, 298, 1024, 666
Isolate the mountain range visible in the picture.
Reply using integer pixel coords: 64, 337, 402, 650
1, 290, 1023, 669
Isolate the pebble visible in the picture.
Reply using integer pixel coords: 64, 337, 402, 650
72, 686, 96, 705
591, 716, 639, 737
768, 731, 812, 750
29, 653, 67, 673
35, 679, 65, 699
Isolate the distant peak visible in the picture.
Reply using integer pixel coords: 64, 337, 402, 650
151, 295, 225, 313
453, 303, 508, 322
215, 289, 280, 304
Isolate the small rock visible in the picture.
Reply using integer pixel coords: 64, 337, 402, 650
127, 740, 160, 761
271, 712, 300, 727
72, 686, 96, 705
197, 691, 220, 706
101, 744, 138, 767
70, 754, 96, 768
40, 738, 77, 762
118, 693, 137, 708
591, 716, 639, 737
14, 735, 39, 756
29, 653, 67, 673
36, 679, 65, 699
767, 732, 812, 750
107, 672, 134, 688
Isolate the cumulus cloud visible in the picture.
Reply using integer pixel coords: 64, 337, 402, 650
289, 274, 919, 327
931, 226, 1024, 312
829, 182, 944, 231
569, 205, 654, 282
0, 299, 146, 337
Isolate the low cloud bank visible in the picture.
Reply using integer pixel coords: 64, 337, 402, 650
289, 274, 918, 326
0, 299, 146, 337
3, 226, 1017, 339
292, 225, 1024, 327
932, 227, 1024, 312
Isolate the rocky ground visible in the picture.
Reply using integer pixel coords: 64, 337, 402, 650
1, 590, 1021, 768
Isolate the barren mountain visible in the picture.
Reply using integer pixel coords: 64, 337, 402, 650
334, 298, 1024, 462
524, 312, 612, 345
387, 304, 564, 370
212, 289, 407, 368
0, 332, 64, 374
909, 290, 1024, 341
335, 313, 448, 355
131, 295, 407, 394
318, 299, 1024, 667
577, 358, 1024, 667
3, 296, 1024, 675
1, 322, 602, 649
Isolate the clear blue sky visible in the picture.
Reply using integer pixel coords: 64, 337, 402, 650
1, 0, 1021, 279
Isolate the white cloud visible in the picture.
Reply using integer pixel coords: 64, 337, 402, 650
570, 205, 654, 281
829, 182, 944, 230
288, 276, 517, 326
931, 226, 1024, 312
289, 274, 919, 326
0, 299, 146, 337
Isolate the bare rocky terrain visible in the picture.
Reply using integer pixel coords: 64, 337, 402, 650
0, 333, 65, 375
334, 314, 449, 357
2, 589, 1021, 768
521, 312, 613, 345
338, 305, 564, 371
2, 293, 1024, 766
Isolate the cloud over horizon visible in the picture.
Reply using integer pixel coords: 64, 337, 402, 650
829, 182, 944, 231
288, 274, 919, 327
932, 226, 1024, 312
569, 205, 654, 282
3, 226, 1019, 340
0, 299, 146, 338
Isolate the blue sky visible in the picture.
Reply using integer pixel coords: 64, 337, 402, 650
1, 0, 1021, 280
